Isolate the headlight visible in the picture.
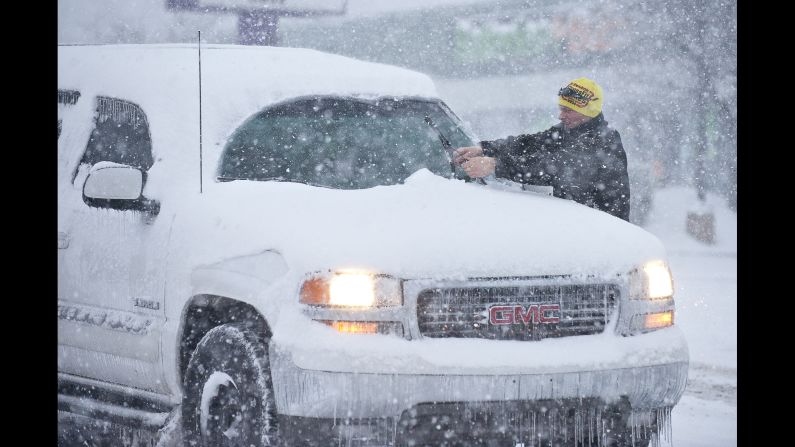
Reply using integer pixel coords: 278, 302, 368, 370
620, 260, 675, 335
300, 271, 402, 307
629, 260, 674, 300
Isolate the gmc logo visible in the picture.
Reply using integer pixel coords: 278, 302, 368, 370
488, 304, 561, 325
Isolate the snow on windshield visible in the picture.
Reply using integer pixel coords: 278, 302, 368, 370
218, 97, 474, 188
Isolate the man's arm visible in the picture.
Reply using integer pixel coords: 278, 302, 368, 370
452, 138, 526, 179
479, 130, 552, 182
479, 131, 549, 158
594, 130, 631, 221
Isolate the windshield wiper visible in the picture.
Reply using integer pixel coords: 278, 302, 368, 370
424, 116, 486, 185
217, 176, 290, 183
217, 176, 339, 189
217, 176, 244, 182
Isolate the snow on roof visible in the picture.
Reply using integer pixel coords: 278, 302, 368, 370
58, 44, 437, 97
58, 44, 439, 138
58, 44, 441, 189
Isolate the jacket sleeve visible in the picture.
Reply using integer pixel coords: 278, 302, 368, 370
479, 130, 552, 183
594, 130, 631, 221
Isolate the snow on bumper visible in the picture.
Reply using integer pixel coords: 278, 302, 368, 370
269, 327, 689, 419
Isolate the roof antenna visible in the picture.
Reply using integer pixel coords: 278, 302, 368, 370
198, 30, 204, 194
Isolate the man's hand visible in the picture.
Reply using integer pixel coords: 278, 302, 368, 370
462, 156, 496, 178
453, 146, 484, 165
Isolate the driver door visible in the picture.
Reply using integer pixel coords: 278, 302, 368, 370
58, 95, 171, 394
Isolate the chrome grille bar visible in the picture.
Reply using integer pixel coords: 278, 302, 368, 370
416, 283, 618, 341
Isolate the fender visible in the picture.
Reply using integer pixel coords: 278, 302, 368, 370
189, 249, 289, 310
163, 250, 289, 397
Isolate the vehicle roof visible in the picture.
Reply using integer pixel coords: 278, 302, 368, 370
58, 44, 443, 197
58, 44, 440, 149
58, 44, 438, 100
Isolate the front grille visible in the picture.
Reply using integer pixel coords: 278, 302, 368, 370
417, 283, 619, 340
397, 398, 645, 447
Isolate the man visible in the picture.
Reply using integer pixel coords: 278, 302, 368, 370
454, 78, 631, 221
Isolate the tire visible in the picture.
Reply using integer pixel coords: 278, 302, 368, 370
182, 323, 279, 447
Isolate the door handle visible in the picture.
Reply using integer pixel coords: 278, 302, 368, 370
58, 232, 70, 249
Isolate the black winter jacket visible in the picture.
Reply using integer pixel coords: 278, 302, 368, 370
480, 113, 631, 221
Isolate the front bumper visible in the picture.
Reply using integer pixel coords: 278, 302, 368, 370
268, 312, 687, 445
267, 272, 687, 445
269, 330, 688, 420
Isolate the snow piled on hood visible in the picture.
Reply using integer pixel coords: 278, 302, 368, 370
170, 169, 666, 279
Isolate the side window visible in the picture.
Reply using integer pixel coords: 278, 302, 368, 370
73, 96, 153, 183
57, 89, 81, 140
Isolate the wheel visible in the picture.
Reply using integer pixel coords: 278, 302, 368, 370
182, 323, 279, 447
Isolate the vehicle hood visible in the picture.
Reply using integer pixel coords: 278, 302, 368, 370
170, 169, 666, 279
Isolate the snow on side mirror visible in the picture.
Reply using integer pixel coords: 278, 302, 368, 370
82, 163, 160, 217
83, 163, 143, 200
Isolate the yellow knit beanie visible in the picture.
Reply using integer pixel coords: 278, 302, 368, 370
558, 78, 603, 118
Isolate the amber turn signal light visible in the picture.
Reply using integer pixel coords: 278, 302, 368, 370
324, 321, 379, 334
644, 311, 674, 329
300, 277, 330, 305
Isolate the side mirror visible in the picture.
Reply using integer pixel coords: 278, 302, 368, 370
83, 163, 160, 215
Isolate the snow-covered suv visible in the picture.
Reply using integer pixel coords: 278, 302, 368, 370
58, 44, 688, 447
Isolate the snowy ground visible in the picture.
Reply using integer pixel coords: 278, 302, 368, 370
642, 186, 737, 447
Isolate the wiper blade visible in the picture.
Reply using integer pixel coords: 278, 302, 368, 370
424, 116, 455, 158
217, 176, 243, 182
217, 176, 290, 183
217, 176, 336, 189
424, 116, 486, 185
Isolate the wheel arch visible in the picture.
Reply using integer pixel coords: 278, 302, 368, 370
175, 250, 288, 390
177, 294, 272, 390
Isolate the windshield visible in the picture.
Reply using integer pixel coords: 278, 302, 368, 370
218, 97, 475, 189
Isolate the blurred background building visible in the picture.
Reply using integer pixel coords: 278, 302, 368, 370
58, 0, 737, 225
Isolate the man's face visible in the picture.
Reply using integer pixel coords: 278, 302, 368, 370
558, 105, 592, 129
